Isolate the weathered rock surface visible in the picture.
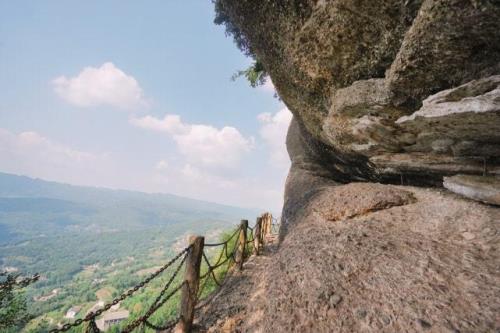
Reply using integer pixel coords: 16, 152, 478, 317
216, 0, 500, 184
311, 183, 415, 222
444, 174, 500, 206
197, 184, 500, 332
211, 2, 500, 332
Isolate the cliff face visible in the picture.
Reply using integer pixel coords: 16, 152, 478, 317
196, 183, 500, 333
210, 1, 500, 332
216, 0, 500, 187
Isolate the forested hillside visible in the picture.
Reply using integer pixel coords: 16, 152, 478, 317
0, 172, 259, 332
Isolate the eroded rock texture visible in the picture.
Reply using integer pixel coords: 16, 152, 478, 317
261, 184, 500, 333
216, 0, 500, 188
211, 2, 500, 331
195, 184, 500, 333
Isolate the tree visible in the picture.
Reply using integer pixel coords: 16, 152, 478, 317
0, 271, 39, 331
231, 60, 269, 88
214, 0, 270, 89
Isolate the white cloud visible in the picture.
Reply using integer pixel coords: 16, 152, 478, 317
52, 62, 148, 110
129, 115, 187, 133
149, 162, 281, 210
258, 108, 293, 169
131, 115, 253, 169
0, 128, 109, 184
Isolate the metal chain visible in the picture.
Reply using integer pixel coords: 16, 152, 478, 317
40, 215, 274, 333
146, 252, 187, 313
48, 246, 191, 333
122, 281, 185, 333
85, 319, 100, 333
0, 273, 40, 290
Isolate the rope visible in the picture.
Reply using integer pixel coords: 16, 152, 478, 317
204, 226, 240, 247
196, 233, 240, 306
202, 252, 222, 287
143, 316, 180, 331
194, 268, 236, 311
194, 222, 251, 310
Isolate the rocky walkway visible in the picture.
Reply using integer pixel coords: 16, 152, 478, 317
192, 183, 499, 333
192, 234, 279, 333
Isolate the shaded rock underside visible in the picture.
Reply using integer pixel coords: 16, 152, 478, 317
216, 0, 500, 184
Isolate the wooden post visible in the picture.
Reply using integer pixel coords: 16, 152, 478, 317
253, 217, 262, 255
177, 235, 204, 333
265, 213, 270, 237
235, 219, 248, 271
262, 213, 271, 240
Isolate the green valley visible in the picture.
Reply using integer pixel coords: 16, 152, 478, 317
0, 172, 258, 332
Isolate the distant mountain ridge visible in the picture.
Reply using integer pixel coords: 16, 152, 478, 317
0, 172, 260, 245
0, 171, 259, 219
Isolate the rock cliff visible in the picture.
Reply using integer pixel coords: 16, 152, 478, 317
212, 1, 500, 332
215, 0, 500, 186
196, 183, 500, 332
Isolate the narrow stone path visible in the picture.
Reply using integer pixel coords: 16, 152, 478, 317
191, 184, 500, 332
193, 235, 279, 333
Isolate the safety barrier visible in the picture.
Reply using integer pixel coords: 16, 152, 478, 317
47, 212, 279, 333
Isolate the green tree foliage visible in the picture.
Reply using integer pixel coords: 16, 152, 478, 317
231, 60, 268, 88
213, 0, 253, 57
213, 1, 270, 88
0, 272, 38, 332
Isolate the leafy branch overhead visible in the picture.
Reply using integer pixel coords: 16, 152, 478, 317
213, 0, 269, 88
231, 60, 269, 88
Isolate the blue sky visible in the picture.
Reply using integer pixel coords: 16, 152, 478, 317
0, 1, 292, 211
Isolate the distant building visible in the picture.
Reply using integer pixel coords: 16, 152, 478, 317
96, 310, 129, 331
86, 300, 105, 316
34, 288, 60, 302
65, 306, 81, 319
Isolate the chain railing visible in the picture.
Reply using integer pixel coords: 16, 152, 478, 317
25, 212, 278, 333
47, 245, 191, 333
0, 272, 40, 290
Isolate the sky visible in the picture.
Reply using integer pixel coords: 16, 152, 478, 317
0, 1, 292, 212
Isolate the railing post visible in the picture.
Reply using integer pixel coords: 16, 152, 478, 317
262, 213, 271, 240
235, 219, 248, 271
177, 235, 204, 333
268, 213, 273, 235
267, 213, 271, 236
253, 217, 262, 255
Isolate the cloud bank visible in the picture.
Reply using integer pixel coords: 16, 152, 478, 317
258, 108, 292, 169
130, 115, 254, 169
0, 128, 110, 184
